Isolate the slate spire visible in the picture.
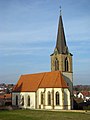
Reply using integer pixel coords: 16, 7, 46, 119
55, 12, 69, 54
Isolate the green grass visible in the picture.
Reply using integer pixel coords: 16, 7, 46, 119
0, 109, 90, 120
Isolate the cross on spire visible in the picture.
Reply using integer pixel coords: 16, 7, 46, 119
60, 6, 62, 15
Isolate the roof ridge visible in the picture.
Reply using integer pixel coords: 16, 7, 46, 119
19, 71, 57, 76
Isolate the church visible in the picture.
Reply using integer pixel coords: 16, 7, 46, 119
12, 11, 73, 110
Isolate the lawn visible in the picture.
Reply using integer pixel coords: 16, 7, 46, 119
0, 109, 90, 120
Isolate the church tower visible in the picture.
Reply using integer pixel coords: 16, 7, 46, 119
50, 11, 73, 107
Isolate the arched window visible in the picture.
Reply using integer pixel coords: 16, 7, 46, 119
22, 96, 24, 106
65, 58, 68, 71
41, 92, 43, 104
55, 58, 59, 70
27, 96, 30, 106
48, 91, 51, 105
56, 92, 60, 105
16, 95, 18, 106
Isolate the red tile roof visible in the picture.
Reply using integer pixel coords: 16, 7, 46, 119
13, 71, 68, 92
0, 94, 11, 99
0, 95, 4, 99
81, 91, 90, 97
4, 94, 11, 98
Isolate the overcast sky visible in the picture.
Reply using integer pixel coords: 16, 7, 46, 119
0, 0, 90, 85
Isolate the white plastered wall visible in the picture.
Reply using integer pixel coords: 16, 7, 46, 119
12, 92, 36, 109
53, 88, 63, 110
37, 88, 53, 109
12, 88, 71, 110
37, 88, 71, 110
64, 89, 71, 110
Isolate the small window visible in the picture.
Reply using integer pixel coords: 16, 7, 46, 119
56, 92, 60, 105
41, 92, 43, 104
16, 95, 18, 106
22, 96, 24, 106
27, 96, 30, 106
48, 91, 51, 105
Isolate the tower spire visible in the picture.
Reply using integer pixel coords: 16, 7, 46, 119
55, 9, 69, 54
